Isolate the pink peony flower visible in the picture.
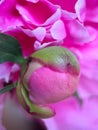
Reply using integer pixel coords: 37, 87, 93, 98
0, 0, 90, 57
0, 0, 94, 99
0, 1, 98, 129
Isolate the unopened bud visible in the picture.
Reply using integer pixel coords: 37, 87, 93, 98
17, 46, 80, 118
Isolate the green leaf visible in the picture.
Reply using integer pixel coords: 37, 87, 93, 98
0, 33, 24, 64
0, 83, 17, 95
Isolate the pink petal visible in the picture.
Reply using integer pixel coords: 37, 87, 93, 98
75, 0, 86, 22
78, 74, 98, 99
75, 0, 98, 22
64, 20, 90, 45
50, 20, 66, 40
0, 62, 13, 82
43, 97, 98, 130
0, 0, 23, 32
6, 28, 35, 57
16, 0, 57, 25
49, 0, 77, 13
33, 27, 46, 42
43, 8, 62, 26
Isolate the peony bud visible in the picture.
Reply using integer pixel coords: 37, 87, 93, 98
17, 46, 80, 118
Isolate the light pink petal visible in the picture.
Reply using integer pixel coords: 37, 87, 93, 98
62, 10, 77, 20
50, 20, 66, 40
16, 5, 33, 23
71, 36, 98, 62
81, 47, 98, 61
0, 62, 20, 83
75, 0, 98, 22
33, 27, 46, 42
43, 118, 58, 130
34, 40, 63, 50
0, 62, 13, 82
86, 26, 97, 42
75, 0, 86, 22
34, 40, 41, 50
43, 97, 98, 130
0, 0, 5, 4
43, 97, 81, 130
10, 64, 20, 82
83, 96, 98, 117
26, 0, 39, 3
78, 74, 98, 99
65, 20, 90, 45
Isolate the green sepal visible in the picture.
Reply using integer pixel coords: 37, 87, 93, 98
0, 82, 17, 95
0, 33, 25, 64
17, 80, 55, 118
31, 46, 80, 75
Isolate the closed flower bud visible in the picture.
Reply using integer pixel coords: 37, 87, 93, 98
17, 46, 80, 118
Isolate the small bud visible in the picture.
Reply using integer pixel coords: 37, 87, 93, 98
17, 46, 80, 118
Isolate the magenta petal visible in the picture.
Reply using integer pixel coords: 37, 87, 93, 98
49, 0, 77, 13
0, 0, 23, 32
16, 0, 57, 25
6, 28, 35, 57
